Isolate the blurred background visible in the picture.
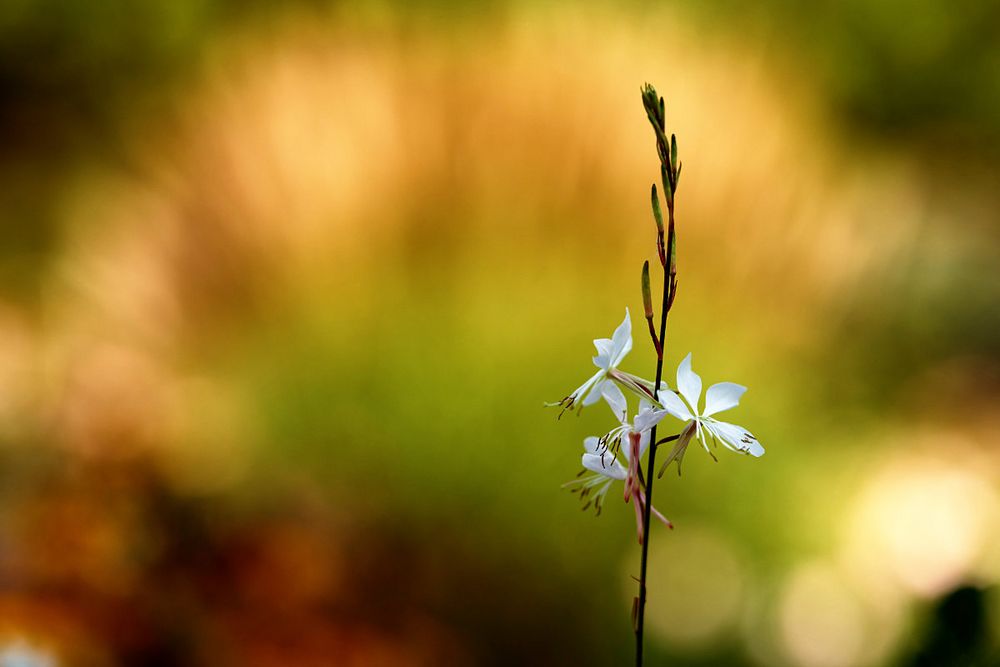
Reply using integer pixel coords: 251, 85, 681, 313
0, 1, 999, 665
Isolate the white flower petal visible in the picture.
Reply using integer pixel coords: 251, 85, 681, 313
704, 420, 764, 457
582, 377, 609, 406
570, 370, 603, 406
676, 353, 703, 415
582, 452, 627, 480
657, 389, 694, 422
592, 338, 614, 369
583, 436, 603, 455
633, 406, 667, 433
703, 382, 747, 417
609, 308, 633, 367
601, 382, 628, 421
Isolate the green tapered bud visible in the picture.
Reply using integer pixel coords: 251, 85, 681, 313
641, 260, 653, 319
670, 133, 678, 178
650, 184, 663, 233
668, 228, 677, 276
641, 83, 659, 117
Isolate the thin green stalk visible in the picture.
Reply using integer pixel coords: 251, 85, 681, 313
635, 82, 680, 667
635, 240, 673, 667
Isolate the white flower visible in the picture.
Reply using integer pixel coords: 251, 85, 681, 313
564, 393, 672, 542
549, 309, 661, 415
594, 383, 669, 457
658, 353, 764, 474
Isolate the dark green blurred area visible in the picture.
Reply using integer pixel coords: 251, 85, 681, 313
691, 0, 1000, 153
0, 1, 999, 665
5, 0, 1000, 150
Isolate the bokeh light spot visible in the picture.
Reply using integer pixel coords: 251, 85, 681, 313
640, 525, 745, 648
779, 562, 865, 667
844, 452, 999, 598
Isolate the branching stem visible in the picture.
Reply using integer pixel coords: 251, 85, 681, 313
635, 237, 673, 667
645, 316, 661, 357
635, 83, 679, 667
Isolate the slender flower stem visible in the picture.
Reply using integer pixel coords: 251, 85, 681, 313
635, 83, 679, 667
635, 242, 673, 667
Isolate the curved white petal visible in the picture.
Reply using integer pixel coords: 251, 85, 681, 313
592, 338, 614, 370
633, 406, 667, 433
657, 389, 694, 422
609, 308, 633, 367
704, 419, 764, 457
601, 382, 628, 422
571, 371, 603, 406
582, 452, 627, 480
676, 353, 703, 415
583, 436, 603, 455
581, 376, 609, 406
703, 382, 747, 417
